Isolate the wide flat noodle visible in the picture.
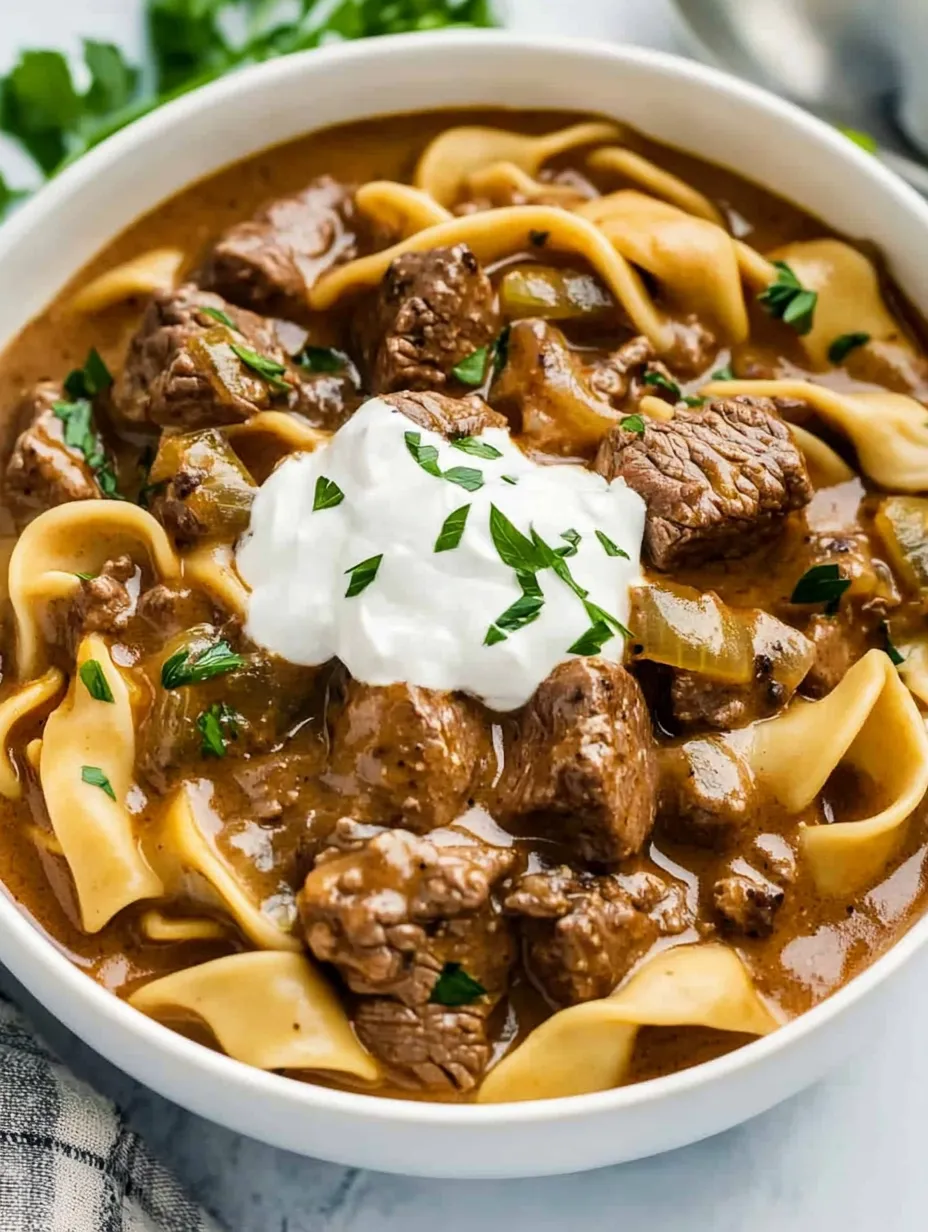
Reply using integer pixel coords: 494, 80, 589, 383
139, 909, 228, 943
702, 378, 928, 491
182, 541, 250, 619
748, 650, 928, 894
151, 783, 301, 952
414, 121, 622, 206
768, 238, 909, 370
355, 181, 452, 233
788, 423, 856, 487
477, 944, 776, 1103
68, 247, 184, 314
40, 635, 163, 932
587, 146, 724, 225
466, 161, 587, 205
9, 501, 179, 679
128, 950, 380, 1079
0, 669, 63, 799
309, 206, 671, 350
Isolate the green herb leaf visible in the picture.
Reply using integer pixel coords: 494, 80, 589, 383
484, 625, 507, 646
557, 528, 581, 558
443, 466, 484, 492
450, 435, 502, 460
64, 348, 113, 399
501, 474, 518, 485
643, 369, 681, 400
200, 304, 238, 331
583, 599, 632, 640
828, 332, 871, 364
229, 342, 291, 392
78, 659, 114, 703
313, 475, 345, 512
492, 325, 511, 376
196, 701, 239, 758
0, 50, 81, 174
882, 622, 905, 667
790, 563, 850, 615
711, 364, 735, 381
161, 639, 245, 689
621, 414, 646, 436
568, 621, 615, 656
429, 961, 486, 1006
84, 40, 139, 115
434, 504, 470, 553
488, 504, 545, 574
298, 345, 345, 373
758, 261, 818, 335
595, 529, 629, 559
81, 764, 116, 800
491, 577, 545, 635
682, 395, 705, 407
405, 430, 442, 478
53, 399, 94, 451
840, 126, 878, 154
452, 346, 489, 386
529, 229, 550, 247
344, 553, 383, 598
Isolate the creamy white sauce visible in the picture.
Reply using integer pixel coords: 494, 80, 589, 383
237, 397, 645, 712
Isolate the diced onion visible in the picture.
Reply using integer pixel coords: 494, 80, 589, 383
499, 265, 614, 321
874, 496, 928, 602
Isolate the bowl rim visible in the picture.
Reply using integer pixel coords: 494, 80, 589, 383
2, 26, 928, 1130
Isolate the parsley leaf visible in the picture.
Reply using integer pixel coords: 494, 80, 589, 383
557, 529, 581, 558
450, 436, 502, 460
84, 40, 139, 115
196, 701, 239, 758
313, 475, 345, 512
486, 573, 546, 644
501, 474, 518, 485
711, 363, 735, 381
434, 504, 470, 553
642, 369, 681, 400
200, 304, 239, 331
79, 659, 114, 704
0, 50, 82, 174
568, 621, 615, 657
443, 465, 484, 492
828, 332, 871, 364
758, 261, 818, 335
429, 961, 486, 1006
81, 765, 116, 800
452, 346, 489, 386
298, 345, 345, 373
484, 625, 507, 646
230, 342, 291, 392
64, 348, 113, 399
882, 622, 905, 667
344, 553, 383, 598
790, 563, 850, 615
405, 430, 442, 478
621, 414, 646, 436
488, 504, 545, 574
595, 529, 629, 559
161, 639, 245, 689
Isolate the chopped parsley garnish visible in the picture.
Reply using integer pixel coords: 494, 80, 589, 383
682, 395, 705, 407
621, 414, 646, 436
200, 305, 238, 331
557, 529, 581, 558
711, 363, 735, 381
78, 659, 114, 703
595, 529, 628, 559
312, 475, 345, 512
81, 765, 115, 800
229, 343, 291, 392
501, 474, 518, 485
642, 369, 681, 400
488, 504, 546, 574
790, 563, 850, 615
52, 396, 121, 498
161, 639, 245, 689
434, 504, 470, 553
443, 466, 484, 493
451, 435, 502, 460
529, 229, 550, 247
429, 962, 486, 1007
882, 622, 905, 667
758, 260, 818, 335
828, 332, 871, 364
196, 702, 239, 758
485, 573, 546, 644
492, 325, 511, 376
404, 430, 442, 478
568, 621, 615, 657
298, 345, 345, 373
484, 626, 507, 647
64, 348, 113, 400
344, 554, 383, 598
452, 346, 489, 386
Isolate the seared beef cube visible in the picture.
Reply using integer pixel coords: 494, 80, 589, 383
799, 611, 871, 698
324, 680, 488, 832
355, 999, 493, 1093
658, 737, 755, 848
497, 659, 657, 865
713, 865, 784, 936
664, 315, 718, 378
381, 389, 506, 438
669, 663, 790, 731
505, 867, 687, 1006
300, 828, 514, 1002
134, 584, 215, 641
587, 335, 655, 407
594, 397, 812, 570
4, 381, 104, 525
67, 556, 136, 643
354, 245, 499, 394
199, 176, 372, 318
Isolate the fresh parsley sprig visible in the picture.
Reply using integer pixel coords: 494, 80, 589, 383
197, 701, 240, 758
758, 261, 818, 335
790, 563, 850, 615
79, 659, 114, 703
161, 638, 245, 689
429, 961, 486, 1006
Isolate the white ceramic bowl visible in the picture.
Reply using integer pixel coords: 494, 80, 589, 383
1, 31, 928, 1179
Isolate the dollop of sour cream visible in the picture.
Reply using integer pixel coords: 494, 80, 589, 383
237, 397, 645, 712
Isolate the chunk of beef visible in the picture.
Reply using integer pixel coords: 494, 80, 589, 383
354, 245, 499, 394
50, 555, 137, 660
497, 659, 657, 865
324, 680, 489, 832
664, 315, 718, 378
134, 583, 215, 642
148, 464, 207, 546
198, 177, 376, 318
4, 382, 103, 526
594, 397, 812, 570
669, 659, 792, 731
300, 828, 514, 1092
658, 736, 755, 848
799, 611, 871, 698
587, 335, 655, 407
115, 284, 354, 432
505, 867, 687, 1006
713, 864, 784, 936
381, 389, 506, 439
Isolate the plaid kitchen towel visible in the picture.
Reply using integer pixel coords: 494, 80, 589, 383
0, 994, 221, 1232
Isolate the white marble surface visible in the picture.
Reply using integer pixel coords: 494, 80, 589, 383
2, 2, 928, 1229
